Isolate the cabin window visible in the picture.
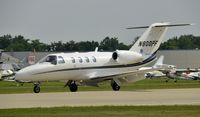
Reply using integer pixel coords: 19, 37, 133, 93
85, 57, 90, 63
71, 57, 75, 63
78, 57, 83, 63
57, 56, 65, 64
91, 56, 97, 62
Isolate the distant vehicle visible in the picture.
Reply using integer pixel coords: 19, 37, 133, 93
15, 22, 191, 93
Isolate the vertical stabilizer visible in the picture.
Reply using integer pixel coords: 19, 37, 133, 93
154, 55, 164, 66
129, 23, 170, 58
128, 23, 191, 59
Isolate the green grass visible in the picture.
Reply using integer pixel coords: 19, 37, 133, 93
0, 105, 200, 117
0, 78, 200, 94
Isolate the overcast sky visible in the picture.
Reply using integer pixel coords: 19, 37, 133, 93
0, 0, 199, 44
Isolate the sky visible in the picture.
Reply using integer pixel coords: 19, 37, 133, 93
0, 0, 199, 44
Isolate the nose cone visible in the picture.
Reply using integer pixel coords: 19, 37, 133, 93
15, 67, 33, 82
15, 69, 27, 82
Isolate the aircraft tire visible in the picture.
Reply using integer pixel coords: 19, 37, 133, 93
33, 85, 40, 93
111, 82, 120, 91
69, 83, 78, 92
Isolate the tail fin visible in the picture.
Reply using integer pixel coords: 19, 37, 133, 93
128, 22, 191, 58
154, 55, 164, 66
153, 55, 177, 71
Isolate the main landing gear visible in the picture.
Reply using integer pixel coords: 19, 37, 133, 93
33, 83, 40, 93
66, 80, 78, 92
111, 80, 120, 91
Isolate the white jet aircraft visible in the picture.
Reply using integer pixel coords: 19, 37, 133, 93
15, 22, 191, 93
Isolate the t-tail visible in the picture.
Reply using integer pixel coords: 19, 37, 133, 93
128, 22, 191, 59
112, 22, 191, 65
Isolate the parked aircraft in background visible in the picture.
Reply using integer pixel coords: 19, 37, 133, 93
180, 72, 200, 80
0, 50, 21, 81
0, 62, 2, 80
144, 55, 165, 78
15, 22, 191, 93
165, 67, 200, 82
144, 55, 177, 79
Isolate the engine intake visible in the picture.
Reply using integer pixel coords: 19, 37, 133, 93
112, 52, 118, 60
112, 50, 143, 64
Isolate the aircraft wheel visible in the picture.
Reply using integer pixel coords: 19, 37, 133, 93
69, 83, 78, 92
111, 82, 120, 91
33, 85, 40, 93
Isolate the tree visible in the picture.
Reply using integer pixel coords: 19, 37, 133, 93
1, 34, 199, 51
6, 35, 31, 51
0, 34, 12, 49
99, 37, 119, 51
31, 39, 48, 51
160, 35, 200, 50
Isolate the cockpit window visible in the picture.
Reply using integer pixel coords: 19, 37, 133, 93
57, 56, 65, 64
46, 55, 57, 65
39, 55, 57, 65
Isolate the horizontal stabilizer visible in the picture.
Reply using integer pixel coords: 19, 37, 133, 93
127, 23, 192, 29
127, 26, 149, 29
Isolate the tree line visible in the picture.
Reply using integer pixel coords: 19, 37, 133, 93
0, 34, 199, 52
159, 35, 200, 50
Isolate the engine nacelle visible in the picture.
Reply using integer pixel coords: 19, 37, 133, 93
112, 50, 143, 64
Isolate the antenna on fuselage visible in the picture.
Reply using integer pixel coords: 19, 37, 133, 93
95, 47, 98, 52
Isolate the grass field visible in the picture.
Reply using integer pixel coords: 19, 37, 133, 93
0, 105, 200, 117
1, 79, 200, 117
0, 78, 200, 94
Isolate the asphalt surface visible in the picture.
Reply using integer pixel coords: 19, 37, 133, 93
0, 88, 200, 109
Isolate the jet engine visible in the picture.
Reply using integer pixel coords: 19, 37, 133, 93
112, 50, 143, 64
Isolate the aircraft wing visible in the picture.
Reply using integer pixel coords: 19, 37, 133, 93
86, 67, 161, 84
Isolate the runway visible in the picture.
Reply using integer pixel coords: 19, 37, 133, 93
0, 88, 200, 109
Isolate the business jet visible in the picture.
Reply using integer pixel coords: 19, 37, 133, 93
15, 22, 191, 93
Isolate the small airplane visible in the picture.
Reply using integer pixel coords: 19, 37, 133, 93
180, 72, 200, 80
144, 55, 177, 79
164, 67, 200, 82
15, 22, 191, 93
0, 50, 21, 81
144, 55, 166, 78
